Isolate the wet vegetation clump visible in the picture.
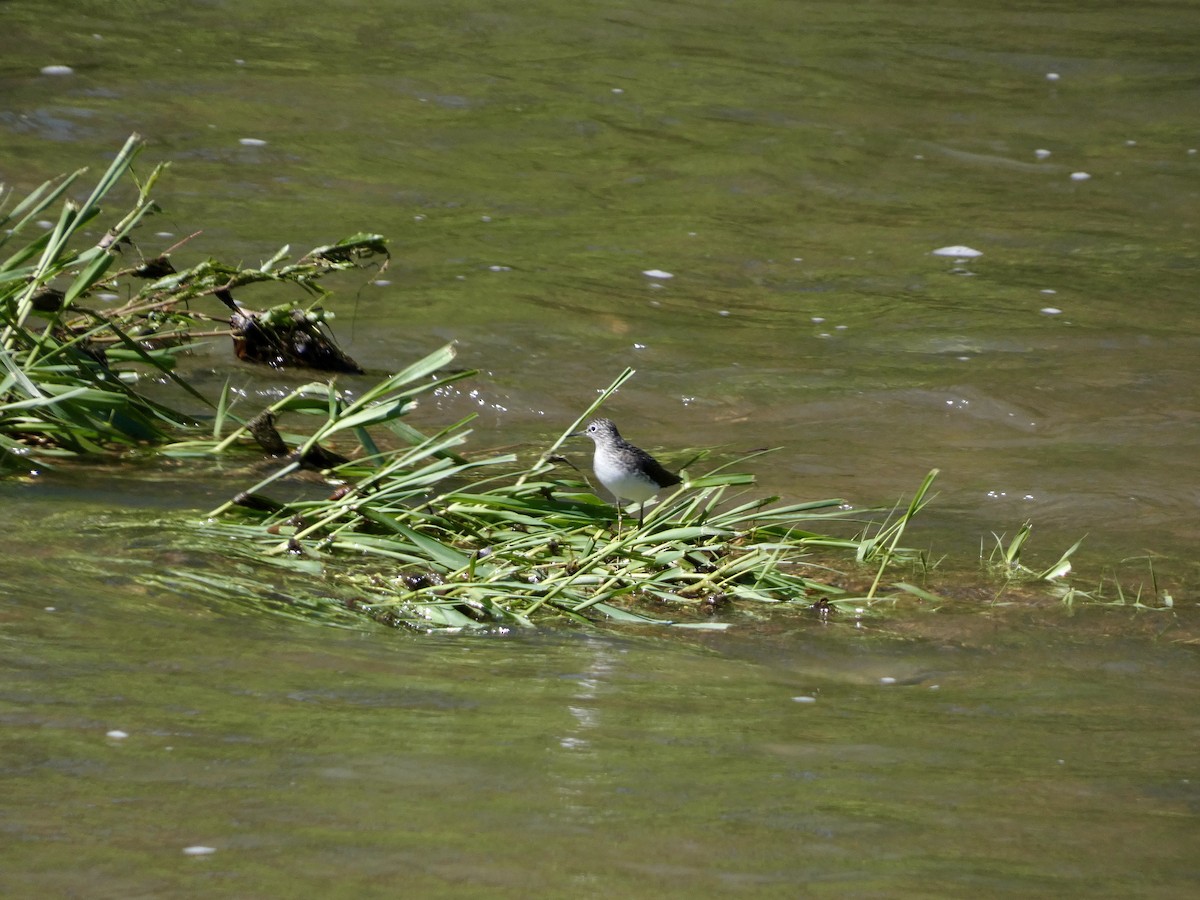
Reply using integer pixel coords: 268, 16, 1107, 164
0, 135, 378, 472
0, 137, 1172, 632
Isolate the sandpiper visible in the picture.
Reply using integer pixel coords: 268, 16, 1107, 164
574, 417, 682, 527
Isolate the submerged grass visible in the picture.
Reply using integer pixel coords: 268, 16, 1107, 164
985, 520, 1083, 584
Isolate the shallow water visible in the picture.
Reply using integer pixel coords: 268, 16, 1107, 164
3, 509, 1198, 897
1, 0, 1199, 894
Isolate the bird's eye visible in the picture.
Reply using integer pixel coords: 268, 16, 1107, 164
588, 423, 597, 433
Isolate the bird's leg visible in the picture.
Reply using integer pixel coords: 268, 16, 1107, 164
637, 502, 646, 528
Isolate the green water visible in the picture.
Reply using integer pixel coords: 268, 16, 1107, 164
3, 512, 1197, 897
1, 0, 1199, 894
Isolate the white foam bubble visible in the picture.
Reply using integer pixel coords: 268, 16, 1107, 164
642, 269, 673, 279
931, 245, 982, 258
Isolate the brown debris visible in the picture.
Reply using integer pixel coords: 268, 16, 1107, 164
215, 288, 364, 374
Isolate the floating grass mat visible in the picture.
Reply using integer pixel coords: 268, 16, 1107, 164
208, 475, 869, 632
193, 350, 942, 632
1, 134, 387, 474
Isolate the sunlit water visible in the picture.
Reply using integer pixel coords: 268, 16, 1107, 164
1, 1, 1198, 894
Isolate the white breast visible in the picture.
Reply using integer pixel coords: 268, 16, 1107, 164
592, 453, 662, 502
